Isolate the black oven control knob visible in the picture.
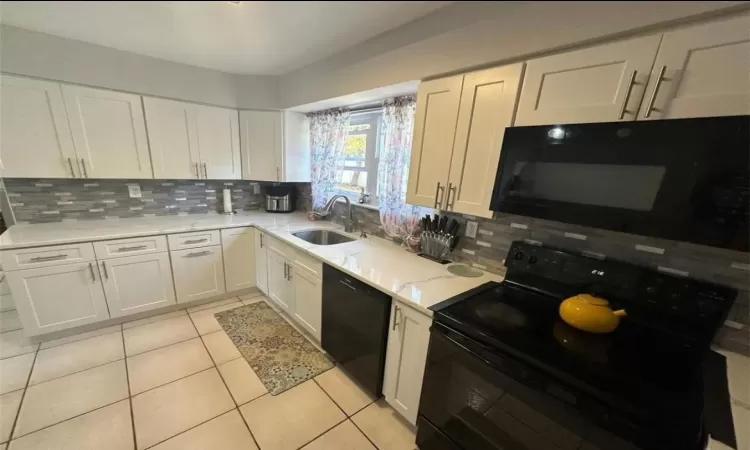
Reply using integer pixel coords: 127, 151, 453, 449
513, 251, 525, 261
528, 256, 538, 264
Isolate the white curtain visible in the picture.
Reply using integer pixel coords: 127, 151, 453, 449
307, 108, 350, 210
377, 96, 421, 251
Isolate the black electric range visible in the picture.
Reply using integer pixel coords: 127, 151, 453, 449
417, 241, 737, 450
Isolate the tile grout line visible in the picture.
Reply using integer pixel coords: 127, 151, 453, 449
310, 377, 380, 450
142, 407, 237, 450
293, 416, 350, 450
120, 326, 138, 450
6, 343, 39, 443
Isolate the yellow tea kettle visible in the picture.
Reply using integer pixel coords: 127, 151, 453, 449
559, 294, 626, 334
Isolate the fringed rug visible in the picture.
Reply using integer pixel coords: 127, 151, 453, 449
215, 301, 333, 395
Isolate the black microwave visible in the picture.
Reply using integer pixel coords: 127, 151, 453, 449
490, 116, 749, 252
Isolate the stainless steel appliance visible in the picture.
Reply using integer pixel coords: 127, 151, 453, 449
490, 116, 749, 252
264, 185, 295, 213
321, 264, 391, 397
418, 241, 737, 450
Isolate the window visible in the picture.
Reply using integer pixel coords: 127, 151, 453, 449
336, 111, 381, 204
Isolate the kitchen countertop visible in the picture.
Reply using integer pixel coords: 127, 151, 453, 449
0, 212, 501, 315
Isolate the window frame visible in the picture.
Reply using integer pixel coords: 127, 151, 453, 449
336, 111, 381, 205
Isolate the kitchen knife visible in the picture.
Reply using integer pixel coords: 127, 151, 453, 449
450, 235, 460, 250
433, 214, 440, 231
439, 216, 448, 233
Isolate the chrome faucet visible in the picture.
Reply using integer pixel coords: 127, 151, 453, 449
321, 195, 354, 232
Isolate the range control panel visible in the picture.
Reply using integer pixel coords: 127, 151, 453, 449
504, 241, 736, 342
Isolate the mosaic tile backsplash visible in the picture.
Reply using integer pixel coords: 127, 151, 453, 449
3, 178, 312, 223
328, 202, 750, 355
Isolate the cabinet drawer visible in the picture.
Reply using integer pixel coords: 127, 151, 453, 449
292, 250, 322, 279
1, 243, 96, 271
94, 235, 168, 259
168, 230, 221, 250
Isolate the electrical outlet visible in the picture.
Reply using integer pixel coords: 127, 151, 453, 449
466, 221, 478, 238
252, 183, 260, 195
127, 184, 142, 198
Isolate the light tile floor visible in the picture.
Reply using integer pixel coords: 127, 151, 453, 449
0, 293, 417, 450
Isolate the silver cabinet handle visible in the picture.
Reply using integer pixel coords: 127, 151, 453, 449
184, 250, 211, 257
80, 158, 88, 178
644, 65, 666, 119
194, 163, 200, 179
283, 262, 288, 280
433, 182, 444, 209
202, 163, 208, 179
101, 261, 109, 279
618, 70, 638, 120
446, 182, 457, 210
118, 245, 147, 252
392, 306, 400, 331
30, 255, 67, 262
276, 166, 280, 181
183, 238, 208, 245
260, 233, 264, 248
89, 262, 96, 282
288, 266, 293, 282
67, 158, 76, 178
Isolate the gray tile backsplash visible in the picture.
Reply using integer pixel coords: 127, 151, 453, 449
331, 202, 750, 355
3, 178, 312, 223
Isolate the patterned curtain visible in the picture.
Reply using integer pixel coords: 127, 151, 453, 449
377, 96, 422, 251
308, 108, 351, 210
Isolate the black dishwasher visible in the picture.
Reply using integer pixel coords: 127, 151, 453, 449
322, 264, 392, 398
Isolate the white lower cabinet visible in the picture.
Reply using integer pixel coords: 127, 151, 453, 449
99, 253, 176, 318
291, 266, 322, 341
171, 246, 226, 303
7, 262, 110, 336
383, 301, 432, 426
267, 250, 293, 313
255, 231, 269, 295
221, 227, 256, 292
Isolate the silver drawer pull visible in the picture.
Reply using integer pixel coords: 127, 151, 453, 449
183, 238, 208, 244
184, 250, 211, 257
30, 255, 67, 262
118, 245, 147, 252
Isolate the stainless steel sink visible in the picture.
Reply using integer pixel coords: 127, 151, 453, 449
292, 229, 355, 245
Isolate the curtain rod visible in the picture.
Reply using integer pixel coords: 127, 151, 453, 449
350, 105, 382, 115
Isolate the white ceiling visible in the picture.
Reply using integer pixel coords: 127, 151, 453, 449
0, 1, 452, 75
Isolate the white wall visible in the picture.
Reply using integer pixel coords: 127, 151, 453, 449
278, 1, 749, 109
0, 25, 278, 109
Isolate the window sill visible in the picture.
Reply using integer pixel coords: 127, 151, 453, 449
334, 197, 379, 212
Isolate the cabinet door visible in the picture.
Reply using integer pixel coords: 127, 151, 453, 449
447, 64, 524, 218
515, 35, 661, 126
7, 262, 109, 335
240, 110, 281, 182
638, 15, 750, 120
221, 227, 256, 292
0, 75, 77, 178
291, 266, 322, 341
143, 97, 201, 179
62, 85, 152, 178
196, 105, 241, 180
100, 253, 176, 318
171, 246, 226, 303
255, 231, 269, 295
266, 251, 292, 313
383, 302, 432, 426
406, 75, 463, 209
282, 111, 311, 182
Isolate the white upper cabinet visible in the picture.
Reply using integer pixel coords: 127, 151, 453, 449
638, 15, 750, 120
195, 105, 241, 180
0, 75, 78, 178
240, 110, 311, 182
143, 97, 201, 179
240, 110, 280, 182
406, 75, 463, 209
62, 85, 153, 178
447, 64, 524, 218
515, 35, 662, 126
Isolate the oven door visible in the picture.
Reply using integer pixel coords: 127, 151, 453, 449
418, 323, 649, 450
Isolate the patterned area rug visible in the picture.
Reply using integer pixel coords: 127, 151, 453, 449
215, 301, 334, 395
